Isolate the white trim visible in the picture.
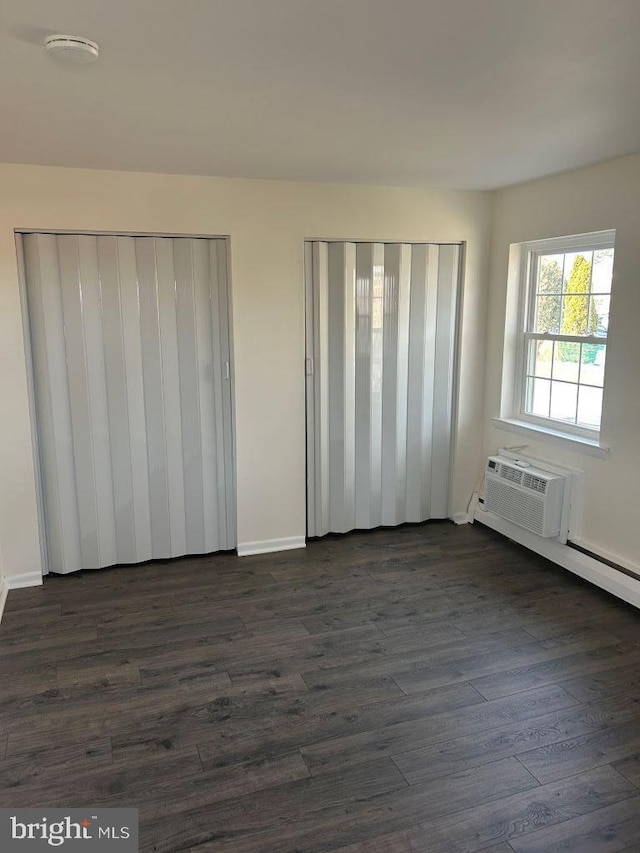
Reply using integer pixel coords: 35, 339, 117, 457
237, 536, 306, 557
15, 234, 48, 578
475, 508, 640, 610
570, 538, 640, 577
519, 231, 616, 255
492, 417, 609, 458
16, 228, 232, 240
512, 411, 605, 443
5, 571, 44, 590
446, 243, 465, 523
525, 333, 609, 345
0, 577, 8, 623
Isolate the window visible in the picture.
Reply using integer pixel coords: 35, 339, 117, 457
515, 231, 615, 440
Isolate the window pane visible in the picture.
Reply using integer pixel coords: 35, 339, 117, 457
538, 255, 564, 293
592, 294, 610, 335
526, 376, 551, 418
561, 295, 594, 336
563, 252, 578, 281
577, 385, 603, 429
528, 339, 553, 378
564, 252, 592, 293
553, 342, 580, 383
581, 344, 606, 387
592, 248, 614, 293
550, 381, 577, 423
534, 295, 561, 333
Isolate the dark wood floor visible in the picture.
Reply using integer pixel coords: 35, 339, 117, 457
2, 522, 640, 852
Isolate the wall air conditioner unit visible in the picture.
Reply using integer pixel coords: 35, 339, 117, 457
484, 456, 565, 538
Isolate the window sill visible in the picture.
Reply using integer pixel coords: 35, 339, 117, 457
492, 417, 610, 458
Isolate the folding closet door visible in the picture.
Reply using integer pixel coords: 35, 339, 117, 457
305, 241, 460, 538
22, 233, 235, 574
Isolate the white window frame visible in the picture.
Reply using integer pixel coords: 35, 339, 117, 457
496, 230, 615, 454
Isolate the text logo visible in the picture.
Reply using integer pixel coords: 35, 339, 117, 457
0, 809, 138, 852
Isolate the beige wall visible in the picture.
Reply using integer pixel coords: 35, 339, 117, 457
486, 154, 640, 570
0, 164, 491, 581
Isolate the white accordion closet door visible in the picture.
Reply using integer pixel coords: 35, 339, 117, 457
22, 232, 235, 574
305, 241, 460, 538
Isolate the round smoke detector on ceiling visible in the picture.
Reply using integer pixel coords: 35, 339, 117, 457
44, 34, 99, 64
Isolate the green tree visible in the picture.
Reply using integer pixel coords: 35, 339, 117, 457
559, 255, 598, 362
536, 257, 563, 333
562, 254, 597, 336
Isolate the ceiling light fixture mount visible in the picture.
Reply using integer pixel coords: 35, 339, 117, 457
44, 34, 99, 64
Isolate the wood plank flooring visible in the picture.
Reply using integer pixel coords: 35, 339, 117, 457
1, 521, 640, 852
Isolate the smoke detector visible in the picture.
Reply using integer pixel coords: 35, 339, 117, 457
44, 35, 99, 64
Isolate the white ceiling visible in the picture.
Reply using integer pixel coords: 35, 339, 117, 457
1, 0, 640, 190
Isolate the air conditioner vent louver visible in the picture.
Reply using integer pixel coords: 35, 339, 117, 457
485, 456, 565, 538
488, 482, 545, 534
498, 464, 522, 484
522, 473, 547, 493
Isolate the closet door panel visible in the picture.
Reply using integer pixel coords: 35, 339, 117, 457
23, 232, 235, 573
306, 240, 459, 537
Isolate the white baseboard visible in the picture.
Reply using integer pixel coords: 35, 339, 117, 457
570, 538, 640, 577
237, 536, 306, 557
6, 571, 43, 590
452, 512, 470, 525
475, 508, 640, 610
0, 570, 41, 624
0, 577, 7, 623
